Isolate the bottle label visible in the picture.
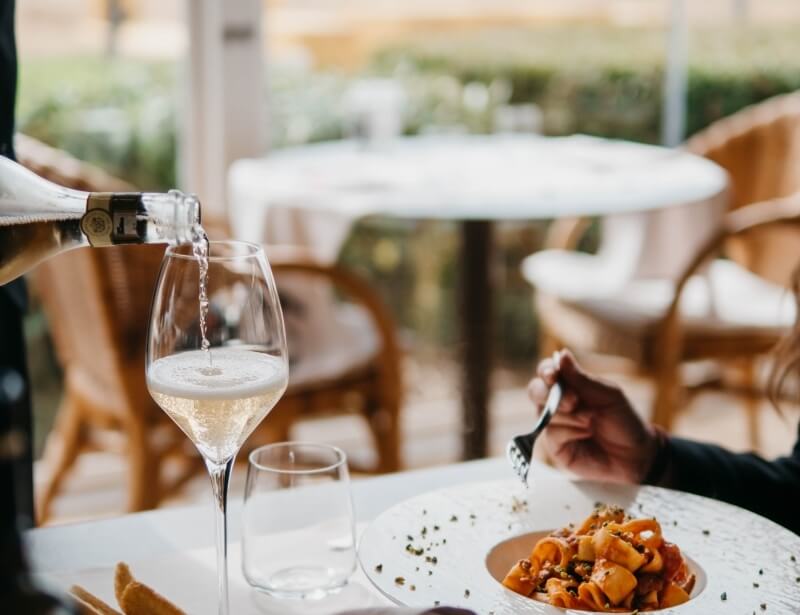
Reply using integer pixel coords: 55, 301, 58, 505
81, 193, 143, 246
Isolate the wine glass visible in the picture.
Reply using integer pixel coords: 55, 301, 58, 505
146, 240, 288, 615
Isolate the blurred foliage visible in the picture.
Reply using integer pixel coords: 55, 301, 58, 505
374, 26, 800, 143
19, 57, 177, 190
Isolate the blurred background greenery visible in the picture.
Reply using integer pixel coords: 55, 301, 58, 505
22, 26, 800, 189
18, 23, 800, 454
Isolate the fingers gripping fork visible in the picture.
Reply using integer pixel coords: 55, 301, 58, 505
506, 352, 562, 486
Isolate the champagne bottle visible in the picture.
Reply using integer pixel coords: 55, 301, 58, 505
0, 156, 202, 285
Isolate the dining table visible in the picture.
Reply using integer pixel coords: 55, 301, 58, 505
28, 454, 800, 614
27, 457, 560, 614
228, 133, 728, 460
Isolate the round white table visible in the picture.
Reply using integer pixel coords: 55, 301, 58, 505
229, 134, 728, 459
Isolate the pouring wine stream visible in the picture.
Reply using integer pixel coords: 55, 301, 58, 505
192, 226, 214, 369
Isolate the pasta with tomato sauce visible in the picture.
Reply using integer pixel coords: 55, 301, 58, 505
502, 505, 695, 612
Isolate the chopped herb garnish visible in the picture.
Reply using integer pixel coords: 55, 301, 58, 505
791, 555, 796, 562
702, 529, 710, 536
375, 564, 383, 573
464, 589, 470, 598
450, 515, 458, 522
760, 604, 767, 611
759, 568, 764, 575
405, 544, 424, 556
410, 584, 416, 591
421, 527, 427, 536
469, 513, 476, 520
406, 535, 414, 541
428, 570, 433, 576
720, 592, 727, 601
394, 576, 405, 585
433, 525, 440, 531
753, 582, 760, 588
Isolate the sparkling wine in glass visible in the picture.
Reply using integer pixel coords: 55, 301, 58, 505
146, 240, 288, 615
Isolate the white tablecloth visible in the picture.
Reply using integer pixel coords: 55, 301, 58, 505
229, 134, 728, 280
29, 458, 561, 614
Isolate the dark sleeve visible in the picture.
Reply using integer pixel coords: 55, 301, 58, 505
659, 424, 800, 535
1, 0, 27, 326
0, 0, 31, 525
0, 0, 16, 160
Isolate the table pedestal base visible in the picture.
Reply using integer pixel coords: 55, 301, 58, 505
460, 220, 493, 460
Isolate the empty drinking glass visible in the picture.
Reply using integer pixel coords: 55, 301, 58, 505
242, 442, 356, 599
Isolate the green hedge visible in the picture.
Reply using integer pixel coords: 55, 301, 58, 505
25, 27, 794, 191
17, 58, 352, 190
373, 26, 800, 143
18, 57, 178, 190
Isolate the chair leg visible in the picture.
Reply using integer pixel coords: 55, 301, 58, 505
651, 360, 681, 432
366, 385, 401, 474
36, 395, 85, 525
126, 419, 160, 512
737, 358, 761, 451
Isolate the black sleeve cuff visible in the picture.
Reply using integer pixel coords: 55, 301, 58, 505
642, 426, 672, 486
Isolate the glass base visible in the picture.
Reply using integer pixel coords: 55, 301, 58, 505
250, 566, 348, 600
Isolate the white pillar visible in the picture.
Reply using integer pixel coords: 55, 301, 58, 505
661, 0, 688, 147
181, 0, 265, 220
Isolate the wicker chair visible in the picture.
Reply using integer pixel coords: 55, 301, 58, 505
18, 135, 402, 523
522, 93, 800, 445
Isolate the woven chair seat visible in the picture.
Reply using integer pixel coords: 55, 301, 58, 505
525, 255, 794, 366
287, 302, 380, 392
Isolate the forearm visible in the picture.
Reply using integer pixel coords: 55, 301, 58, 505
646, 433, 800, 535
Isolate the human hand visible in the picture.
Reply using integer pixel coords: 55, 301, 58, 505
527, 350, 660, 484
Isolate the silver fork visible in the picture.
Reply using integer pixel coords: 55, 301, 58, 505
506, 352, 563, 486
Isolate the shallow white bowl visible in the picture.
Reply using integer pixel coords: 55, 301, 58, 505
358, 478, 800, 614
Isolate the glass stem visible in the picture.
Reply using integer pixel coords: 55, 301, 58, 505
207, 457, 234, 615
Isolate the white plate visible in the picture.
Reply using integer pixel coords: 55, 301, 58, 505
358, 478, 800, 614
